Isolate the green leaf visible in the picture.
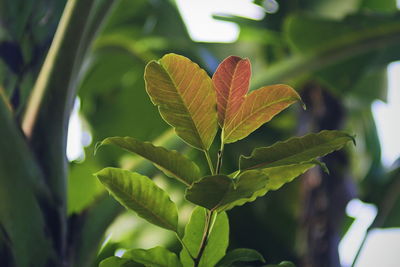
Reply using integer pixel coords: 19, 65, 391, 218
252, 14, 400, 88
180, 207, 229, 267
240, 130, 355, 171
144, 53, 218, 150
99, 256, 142, 267
217, 248, 265, 267
123, 246, 182, 267
95, 167, 179, 232
187, 161, 323, 212
0, 94, 54, 266
212, 56, 251, 127
223, 84, 302, 144
97, 136, 201, 186
231, 161, 321, 209
264, 261, 296, 267
260, 160, 323, 191
185, 171, 269, 212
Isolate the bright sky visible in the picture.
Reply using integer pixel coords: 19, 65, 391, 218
372, 62, 400, 167
175, 0, 267, 42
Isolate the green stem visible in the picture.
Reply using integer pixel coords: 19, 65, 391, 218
176, 234, 195, 260
194, 210, 215, 267
204, 150, 215, 175
215, 140, 224, 175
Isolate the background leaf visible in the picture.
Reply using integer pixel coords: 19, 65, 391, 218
123, 246, 182, 267
98, 137, 201, 186
95, 167, 179, 232
180, 207, 229, 267
217, 248, 265, 267
212, 56, 251, 127
144, 53, 218, 150
223, 84, 301, 143
264, 261, 295, 267
240, 130, 354, 170
99, 256, 142, 267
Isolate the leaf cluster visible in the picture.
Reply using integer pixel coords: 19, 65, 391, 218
95, 54, 354, 267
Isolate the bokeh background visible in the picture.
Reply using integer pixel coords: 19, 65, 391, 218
1, 0, 400, 266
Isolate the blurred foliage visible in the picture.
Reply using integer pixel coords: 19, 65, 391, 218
1, 0, 400, 266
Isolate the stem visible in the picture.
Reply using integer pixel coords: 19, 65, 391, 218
176, 234, 195, 260
194, 210, 215, 267
215, 141, 224, 174
204, 150, 215, 175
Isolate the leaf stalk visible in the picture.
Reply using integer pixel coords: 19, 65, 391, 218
194, 210, 215, 267
204, 150, 215, 175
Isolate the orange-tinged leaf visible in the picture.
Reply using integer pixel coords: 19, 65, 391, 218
223, 84, 302, 143
213, 56, 251, 127
144, 54, 218, 150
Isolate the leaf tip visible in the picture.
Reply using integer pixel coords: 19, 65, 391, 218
350, 134, 356, 146
300, 100, 306, 110
319, 162, 330, 174
94, 141, 103, 156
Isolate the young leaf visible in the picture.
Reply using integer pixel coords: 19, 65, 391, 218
223, 84, 302, 143
212, 56, 251, 127
240, 130, 355, 170
144, 53, 218, 150
95, 167, 179, 232
99, 256, 142, 267
185, 171, 269, 212
180, 207, 229, 267
123, 246, 182, 267
97, 137, 201, 186
217, 248, 265, 267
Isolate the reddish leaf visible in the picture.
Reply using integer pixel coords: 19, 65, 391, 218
223, 84, 302, 143
212, 56, 251, 127
144, 54, 218, 150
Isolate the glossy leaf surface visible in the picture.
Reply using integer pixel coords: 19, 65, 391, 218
223, 84, 302, 143
180, 207, 229, 267
185, 171, 269, 211
240, 130, 354, 170
260, 160, 321, 191
99, 256, 142, 267
216, 248, 265, 267
123, 246, 182, 267
144, 53, 218, 150
98, 137, 201, 186
213, 56, 251, 127
95, 167, 178, 232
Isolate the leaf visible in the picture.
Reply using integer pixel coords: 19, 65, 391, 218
217, 248, 265, 267
230, 161, 321, 209
212, 56, 251, 127
95, 167, 179, 232
264, 261, 296, 267
123, 246, 182, 267
0, 98, 55, 266
223, 84, 302, 143
97, 137, 201, 186
187, 161, 323, 212
144, 53, 218, 150
99, 256, 142, 267
260, 160, 323, 191
251, 14, 400, 88
180, 207, 229, 267
240, 130, 355, 170
185, 171, 269, 212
